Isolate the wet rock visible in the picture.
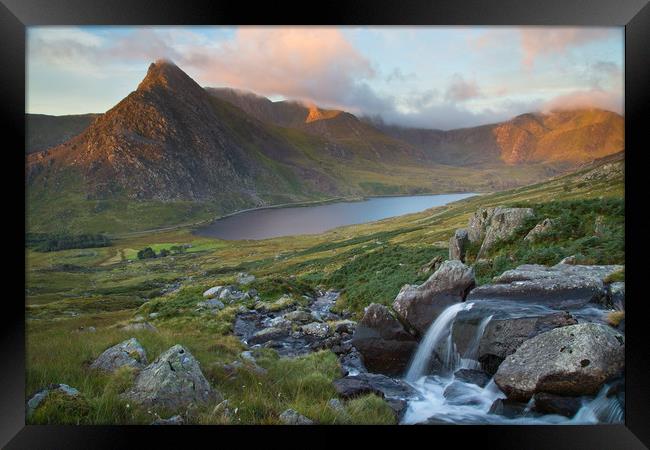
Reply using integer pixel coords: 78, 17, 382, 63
333, 320, 357, 335
248, 327, 289, 345
152, 415, 184, 425
124, 345, 219, 411
442, 381, 484, 406
467, 263, 623, 309
279, 409, 314, 425
524, 218, 555, 242
203, 286, 224, 298
385, 398, 408, 421
26, 384, 80, 419
531, 392, 582, 417
90, 338, 147, 372
453, 368, 491, 388
494, 323, 625, 401
333, 373, 417, 400
339, 348, 367, 376
449, 228, 469, 262
393, 260, 475, 336
488, 398, 529, 418
351, 303, 417, 375
301, 322, 330, 339
609, 282, 624, 310
478, 207, 534, 255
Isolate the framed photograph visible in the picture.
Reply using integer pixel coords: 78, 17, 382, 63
4, 0, 649, 447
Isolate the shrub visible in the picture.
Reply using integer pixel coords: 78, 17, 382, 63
136, 247, 156, 260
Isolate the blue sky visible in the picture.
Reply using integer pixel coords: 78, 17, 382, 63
27, 26, 623, 129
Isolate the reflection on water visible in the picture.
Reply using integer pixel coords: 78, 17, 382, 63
195, 193, 477, 240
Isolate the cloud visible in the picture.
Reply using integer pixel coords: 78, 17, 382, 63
519, 28, 613, 68
542, 88, 623, 114
444, 74, 482, 102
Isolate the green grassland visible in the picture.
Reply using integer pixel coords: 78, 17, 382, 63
25, 157, 624, 424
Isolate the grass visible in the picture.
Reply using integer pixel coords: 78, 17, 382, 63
24, 156, 624, 424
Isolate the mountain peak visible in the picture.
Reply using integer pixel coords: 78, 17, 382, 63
137, 59, 202, 94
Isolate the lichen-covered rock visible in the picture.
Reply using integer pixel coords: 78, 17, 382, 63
203, 286, 224, 298
494, 323, 625, 401
467, 207, 496, 243
478, 207, 534, 255
393, 260, 475, 336
351, 303, 417, 375
124, 345, 219, 411
247, 327, 289, 345
279, 409, 314, 425
26, 384, 80, 419
283, 309, 313, 324
197, 299, 225, 310
90, 338, 147, 372
236, 272, 256, 285
301, 322, 330, 339
449, 228, 469, 262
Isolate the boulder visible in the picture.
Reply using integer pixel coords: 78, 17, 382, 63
124, 345, 219, 411
301, 322, 330, 339
478, 207, 534, 255
488, 398, 529, 418
393, 260, 475, 336
453, 368, 491, 388
494, 323, 625, 401
333, 373, 417, 400
449, 228, 469, 262
467, 263, 623, 309
279, 409, 313, 425
333, 320, 357, 335
283, 309, 313, 324
203, 286, 224, 298
90, 338, 147, 372
26, 384, 80, 419
197, 299, 224, 310
247, 327, 289, 345
524, 218, 554, 242
467, 207, 496, 243
122, 322, 158, 333
531, 392, 582, 417
351, 303, 417, 375
442, 381, 484, 406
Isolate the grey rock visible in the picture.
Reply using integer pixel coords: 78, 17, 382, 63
327, 398, 346, 413
488, 398, 529, 418
449, 228, 469, 262
453, 369, 491, 388
333, 320, 357, 335
302, 322, 330, 339
90, 338, 147, 372
494, 323, 625, 401
467, 207, 496, 243
26, 384, 80, 419
236, 272, 256, 285
559, 255, 578, 265
385, 398, 408, 421
478, 207, 534, 255
197, 299, 225, 310
279, 409, 314, 425
203, 286, 224, 298
467, 263, 623, 309
609, 282, 625, 310
124, 345, 219, 411
333, 373, 417, 400
352, 303, 417, 376
393, 260, 475, 336
419, 255, 444, 275
531, 392, 582, 418
248, 327, 289, 345
443, 381, 484, 406
122, 322, 158, 333
284, 309, 313, 324
524, 218, 555, 242
152, 415, 184, 425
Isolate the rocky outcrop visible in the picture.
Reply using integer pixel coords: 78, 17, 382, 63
524, 218, 554, 242
90, 338, 147, 372
351, 303, 417, 375
494, 323, 625, 401
449, 229, 469, 262
478, 207, 534, 255
26, 384, 81, 419
124, 345, 219, 411
393, 260, 475, 336
468, 208, 495, 243
467, 263, 623, 309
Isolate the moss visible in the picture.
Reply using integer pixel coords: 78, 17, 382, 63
29, 390, 92, 425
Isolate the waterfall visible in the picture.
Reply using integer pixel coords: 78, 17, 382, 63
405, 302, 473, 382
459, 315, 493, 370
571, 383, 624, 423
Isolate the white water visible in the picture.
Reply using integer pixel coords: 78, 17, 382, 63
405, 302, 474, 382
400, 302, 624, 425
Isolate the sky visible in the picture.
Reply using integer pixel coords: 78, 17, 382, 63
26, 26, 624, 130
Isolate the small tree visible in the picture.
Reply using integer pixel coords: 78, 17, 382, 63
159, 248, 170, 257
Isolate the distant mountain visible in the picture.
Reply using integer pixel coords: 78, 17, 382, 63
25, 60, 625, 234
376, 109, 623, 167
26, 113, 100, 154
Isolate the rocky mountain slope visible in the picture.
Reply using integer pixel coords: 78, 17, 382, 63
26, 113, 100, 154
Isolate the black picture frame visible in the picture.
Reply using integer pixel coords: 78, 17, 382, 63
4, 0, 649, 447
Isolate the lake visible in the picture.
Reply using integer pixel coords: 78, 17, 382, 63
195, 193, 477, 240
